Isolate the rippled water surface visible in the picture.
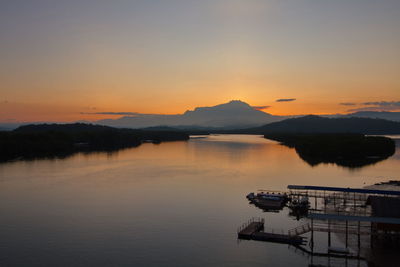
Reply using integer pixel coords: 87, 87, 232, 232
1, 135, 399, 266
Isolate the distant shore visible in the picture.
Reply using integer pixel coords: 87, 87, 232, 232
264, 133, 396, 168
0, 123, 189, 162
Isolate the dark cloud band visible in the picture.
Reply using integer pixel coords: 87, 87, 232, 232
347, 107, 400, 112
252, 105, 271, 110
340, 102, 356, 106
362, 101, 400, 107
347, 100, 400, 112
276, 98, 296, 102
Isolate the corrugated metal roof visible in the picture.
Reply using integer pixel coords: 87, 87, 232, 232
288, 185, 400, 196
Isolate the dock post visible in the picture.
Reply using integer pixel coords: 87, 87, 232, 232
345, 220, 348, 248
315, 196, 317, 210
370, 222, 373, 248
311, 218, 314, 252
357, 221, 361, 249
328, 220, 331, 246
333, 193, 336, 207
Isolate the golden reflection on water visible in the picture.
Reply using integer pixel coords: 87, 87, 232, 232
0, 135, 398, 266
1, 134, 399, 190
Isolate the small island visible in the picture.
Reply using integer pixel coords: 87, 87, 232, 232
264, 133, 396, 168
0, 123, 189, 162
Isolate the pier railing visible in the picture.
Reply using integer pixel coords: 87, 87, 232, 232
263, 227, 288, 235
289, 190, 369, 202
310, 208, 371, 218
312, 221, 371, 235
288, 223, 311, 236
237, 217, 264, 233
288, 217, 373, 236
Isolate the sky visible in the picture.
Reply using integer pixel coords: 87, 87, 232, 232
1, 0, 400, 122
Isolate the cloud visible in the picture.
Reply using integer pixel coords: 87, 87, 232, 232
252, 105, 271, 111
347, 100, 400, 112
348, 106, 400, 112
362, 101, 400, 107
340, 102, 356, 106
276, 98, 296, 102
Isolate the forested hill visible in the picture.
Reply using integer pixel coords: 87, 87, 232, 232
246, 115, 400, 134
14, 123, 115, 133
1, 123, 189, 161
263, 133, 395, 168
13, 123, 189, 140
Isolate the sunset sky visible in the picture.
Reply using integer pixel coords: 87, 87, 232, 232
1, 0, 400, 122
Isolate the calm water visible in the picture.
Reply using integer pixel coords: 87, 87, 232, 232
1, 135, 399, 267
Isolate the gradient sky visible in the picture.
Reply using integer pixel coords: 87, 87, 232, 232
1, 0, 400, 122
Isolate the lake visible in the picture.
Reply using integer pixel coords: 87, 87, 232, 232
1, 134, 399, 266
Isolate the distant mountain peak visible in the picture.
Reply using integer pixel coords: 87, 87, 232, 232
224, 100, 253, 108
298, 114, 321, 119
227, 99, 250, 105
97, 100, 284, 129
189, 100, 258, 113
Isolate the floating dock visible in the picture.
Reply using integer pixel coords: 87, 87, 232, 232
252, 232, 305, 245
237, 218, 306, 245
237, 220, 264, 239
240, 184, 400, 259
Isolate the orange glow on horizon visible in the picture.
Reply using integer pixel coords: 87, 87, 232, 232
1, 1, 400, 123
3, 97, 398, 123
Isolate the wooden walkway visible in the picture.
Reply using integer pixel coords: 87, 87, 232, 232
288, 223, 312, 236
238, 221, 264, 239
237, 218, 306, 245
252, 232, 305, 245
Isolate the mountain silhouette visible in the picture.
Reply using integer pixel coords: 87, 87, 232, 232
97, 100, 285, 129
2, 102, 400, 131
344, 111, 400, 122
246, 115, 400, 135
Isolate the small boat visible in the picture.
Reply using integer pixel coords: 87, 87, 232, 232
300, 196, 309, 205
257, 193, 285, 201
289, 197, 310, 211
246, 192, 256, 200
247, 191, 288, 202
246, 191, 289, 211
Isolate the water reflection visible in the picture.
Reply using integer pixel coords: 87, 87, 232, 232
0, 135, 399, 266
294, 148, 393, 169
263, 135, 397, 169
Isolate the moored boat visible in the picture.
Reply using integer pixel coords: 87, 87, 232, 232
246, 191, 289, 211
289, 196, 310, 211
